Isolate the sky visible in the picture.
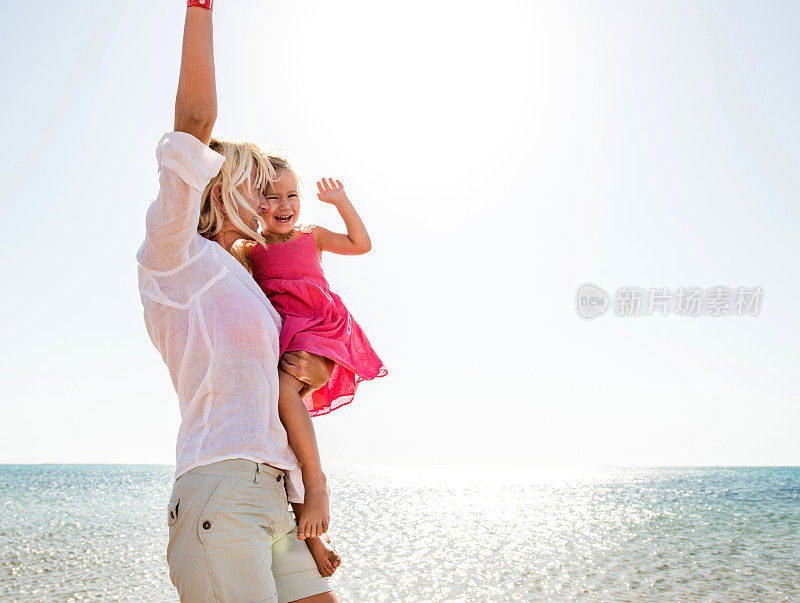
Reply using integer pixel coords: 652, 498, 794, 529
0, 1, 798, 467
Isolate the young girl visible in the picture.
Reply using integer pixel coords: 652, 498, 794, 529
232, 156, 387, 560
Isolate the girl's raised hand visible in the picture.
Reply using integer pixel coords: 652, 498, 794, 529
316, 178, 349, 206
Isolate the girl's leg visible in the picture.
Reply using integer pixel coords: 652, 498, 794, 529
297, 382, 315, 400
278, 368, 330, 539
290, 501, 342, 577
303, 533, 341, 578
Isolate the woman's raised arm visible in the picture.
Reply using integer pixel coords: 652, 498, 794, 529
136, 3, 224, 272
174, 4, 217, 144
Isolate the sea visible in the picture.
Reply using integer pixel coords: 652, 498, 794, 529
1, 465, 798, 602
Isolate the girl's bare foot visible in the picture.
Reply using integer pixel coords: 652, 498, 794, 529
298, 480, 330, 539
306, 533, 341, 577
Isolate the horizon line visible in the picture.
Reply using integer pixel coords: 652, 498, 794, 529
1, 462, 798, 469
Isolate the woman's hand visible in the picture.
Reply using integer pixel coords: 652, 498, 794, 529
280, 351, 334, 391
316, 178, 349, 207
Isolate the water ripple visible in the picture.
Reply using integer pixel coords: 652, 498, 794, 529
1, 465, 798, 601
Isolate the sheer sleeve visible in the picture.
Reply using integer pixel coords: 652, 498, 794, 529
137, 132, 225, 271
285, 468, 305, 504
284, 468, 332, 505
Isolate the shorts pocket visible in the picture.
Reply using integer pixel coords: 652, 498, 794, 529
167, 496, 180, 527
276, 484, 297, 538
196, 476, 241, 546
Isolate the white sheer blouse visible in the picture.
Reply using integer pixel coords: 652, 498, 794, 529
136, 131, 305, 502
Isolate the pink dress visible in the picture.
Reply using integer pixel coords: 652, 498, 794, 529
250, 225, 388, 416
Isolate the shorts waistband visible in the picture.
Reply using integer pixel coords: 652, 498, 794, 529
183, 458, 286, 484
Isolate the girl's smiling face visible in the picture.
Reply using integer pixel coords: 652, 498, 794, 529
261, 169, 300, 238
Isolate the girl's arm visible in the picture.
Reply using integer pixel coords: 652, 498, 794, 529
174, 6, 217, 144
313, 178, 372, 255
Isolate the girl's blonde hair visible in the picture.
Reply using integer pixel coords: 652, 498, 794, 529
266, 151, 305, 191
198, 137, 276, 248
229, 153, 300, 275
266, 153, 292, 174
230, 238, 257, 275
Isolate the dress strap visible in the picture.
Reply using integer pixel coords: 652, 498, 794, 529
294, 224, 316, 234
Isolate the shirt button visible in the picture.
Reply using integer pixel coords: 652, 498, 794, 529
202, 521, 211, 529
276, 475, 282, 482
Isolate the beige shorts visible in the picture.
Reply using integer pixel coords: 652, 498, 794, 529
166, 459, 332, 602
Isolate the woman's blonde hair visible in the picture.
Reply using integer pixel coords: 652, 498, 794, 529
198, 137, 276, 248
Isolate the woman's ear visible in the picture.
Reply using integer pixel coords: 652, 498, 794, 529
212, 184, 226, 215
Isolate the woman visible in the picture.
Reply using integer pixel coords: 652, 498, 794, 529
136, 3, 338, 601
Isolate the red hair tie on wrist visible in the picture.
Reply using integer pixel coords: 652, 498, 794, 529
187, 0, 213, 9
